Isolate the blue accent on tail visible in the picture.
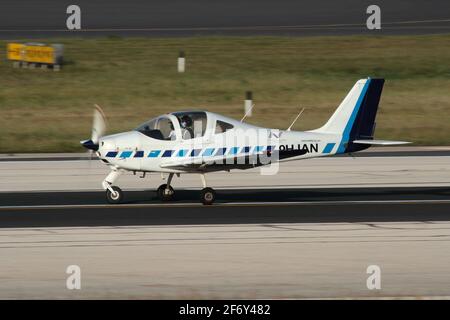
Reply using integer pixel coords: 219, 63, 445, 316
337, 79, 372, 154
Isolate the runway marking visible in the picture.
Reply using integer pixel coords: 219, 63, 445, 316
1, 199, 450, 211
1, 18, 449, 33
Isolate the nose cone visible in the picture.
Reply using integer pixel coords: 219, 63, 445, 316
80, 139, 99, 151
97, 131, 141, 155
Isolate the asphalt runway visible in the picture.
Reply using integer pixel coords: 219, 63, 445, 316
1, 153, 450, 298
1, 187, 450, 228
1, 0, 449, 38
2, 207, 450, 298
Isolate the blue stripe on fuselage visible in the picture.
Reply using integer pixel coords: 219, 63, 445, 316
120, 151, 133, 158
322, 143, 335, 154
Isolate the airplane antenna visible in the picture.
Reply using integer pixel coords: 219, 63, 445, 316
240, 104, 255, 122
287, 107, 305, 131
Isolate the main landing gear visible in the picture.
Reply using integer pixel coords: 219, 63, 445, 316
156, 173, 216, 205
157, 173, 175, 201
199, 173, 216, 205
102, 170, 216, 205
200, 187, 216, 205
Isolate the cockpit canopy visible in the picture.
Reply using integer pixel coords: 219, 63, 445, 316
135, 116, 174, 140
135, 111, 209, 141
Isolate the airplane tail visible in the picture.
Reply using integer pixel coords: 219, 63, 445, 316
312, 78, 408, 153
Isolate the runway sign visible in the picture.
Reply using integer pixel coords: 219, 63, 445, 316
6, 43, 25, 61
23, 45, 55, 64
7, 43, 64, 65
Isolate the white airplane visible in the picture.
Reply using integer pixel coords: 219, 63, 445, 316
81, 78, 409, 205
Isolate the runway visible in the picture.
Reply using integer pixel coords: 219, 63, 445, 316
1, 0, 449, 38
1, 151, 449, 228
2, 151, 450, 192
1, 187, 450, 228
2, 218, 450, 298
1, 151, 450, 298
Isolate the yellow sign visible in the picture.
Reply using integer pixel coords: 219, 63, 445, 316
23, 45, 55, 64
7, 42, 63, 66
7, 43, 25, 61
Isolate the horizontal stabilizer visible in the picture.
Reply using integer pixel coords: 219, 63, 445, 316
352, 139, 411, 145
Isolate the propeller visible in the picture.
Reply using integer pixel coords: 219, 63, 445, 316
81, 104, 106, 151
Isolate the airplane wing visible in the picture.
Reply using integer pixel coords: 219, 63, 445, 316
159, 149, 307, 171
160, 153, 259, 170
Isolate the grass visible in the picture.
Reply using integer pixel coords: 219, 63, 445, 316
0, 34, 449, 152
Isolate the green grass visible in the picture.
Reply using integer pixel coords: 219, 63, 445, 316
1, 34, 449, 152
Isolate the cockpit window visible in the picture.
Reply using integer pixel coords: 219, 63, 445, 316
135, 117, 176, 140
172, 111, 207, 140
215, 120, 234, 134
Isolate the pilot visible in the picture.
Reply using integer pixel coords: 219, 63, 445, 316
180, 115, 194, 139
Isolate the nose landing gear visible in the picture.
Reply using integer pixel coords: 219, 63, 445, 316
103, 169, 124, 204
106, 186, 124, 204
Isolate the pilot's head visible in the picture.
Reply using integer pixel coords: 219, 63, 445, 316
180, 115, 192, 128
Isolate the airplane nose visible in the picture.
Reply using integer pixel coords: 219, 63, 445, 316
80, 139, 99, 151
100, 138, 115, 149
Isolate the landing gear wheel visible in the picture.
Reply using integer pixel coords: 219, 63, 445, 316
106, 186, 124, 204
200, 187, 216, 205
157, 184, 175, 201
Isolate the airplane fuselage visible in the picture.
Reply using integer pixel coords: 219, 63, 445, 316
97, 127, 341, 173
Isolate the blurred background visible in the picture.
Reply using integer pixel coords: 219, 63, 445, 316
0, 0, 449, 152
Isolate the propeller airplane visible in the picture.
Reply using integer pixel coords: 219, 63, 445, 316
81, 78, 409, 205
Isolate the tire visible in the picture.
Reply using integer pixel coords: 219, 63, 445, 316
157, 184, 175, 201
200, 187, 216, 205
106, 186, 123, 204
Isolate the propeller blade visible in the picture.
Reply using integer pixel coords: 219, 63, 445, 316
92, 104, 106, 144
